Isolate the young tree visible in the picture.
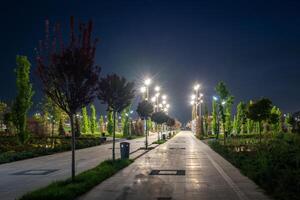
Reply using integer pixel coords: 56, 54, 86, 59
81, 107, 90, 134
99, 115, 105, 133
36, 18, 100, 180
269, 106, 282, 134
203, 104, 209, 136
0, 101, 8, 131
107, 110, 114, 135
12, 56, 34, 144
137, 100, 154, 148
75, 115, 81, 137
121, 107, 130, 136
90, 104, 97, 134
236, 101, 246, 134
58, 119, 66, 136
225, 95, 234, 135
215, 81, 232, 144
212, 97, 218, 137
285, 113, 293, 132
151, 111, 169, 141
97, 74, 135, 161
246, 98, 272, 143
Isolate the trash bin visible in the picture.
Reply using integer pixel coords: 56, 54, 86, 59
162, 134, 166, 140
120, 142, 130, 159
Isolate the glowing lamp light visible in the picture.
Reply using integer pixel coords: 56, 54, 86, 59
144, 78, 151, 86
140, 86, 146, 93
155, 86, 160, 92
194, 84, 200, 91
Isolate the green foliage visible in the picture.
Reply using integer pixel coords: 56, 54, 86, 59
20, 159, 133, 200
58, 119, 65, 136
121, 107, 130, 136
225, 95, 234, 134
136, 100, 154, 119
212, 98, 218, 135
209, 133, 300, 200
99, 115, 105, 133
81, 107, 90, 134
203, 105, 209, 135
75, 116, 81, 137
0, 101, 7, 130
107, 111, 114, 135
269, 106, 281, 133
12, 56, 34, 144
90, 104, 97, 134
0, 136, 104, 164
236, 101, 246, 134
215, 81, 233, 142
285, 113, 293, 132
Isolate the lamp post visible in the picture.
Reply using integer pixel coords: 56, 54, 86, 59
190, 83, 204, 135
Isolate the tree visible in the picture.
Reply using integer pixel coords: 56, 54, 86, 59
75, 115, 81, 137
121, 107, 130, 136
99, 115, 105, 133
58, 119, 65, 136
215, 81, 232, 144
236, 101, 246, 134
151, 111, 169, 141
137, 100, 154, 148
81, 107, 90, 134
0, 101, 8, 131
246, 98, 272, 143
41, 96, 66, 137
97, 74, 135, 161
36, 17, 100, 180
225, 95, 234, 135
107, 110, 114, 135
203, 104, 209, 136
12, 56, 34, 144
212, 97, 218, 136
285, 113, 293, 132
269, 106, 282, 134
90, 104, 97, 134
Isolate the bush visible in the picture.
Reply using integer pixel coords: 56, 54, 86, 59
209, 133, 300, 200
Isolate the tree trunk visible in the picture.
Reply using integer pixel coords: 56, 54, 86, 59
156, 123, 159, 141
70, 114, 76, 181
145, 118, 148, 149
259, 121, 262, 144
112, 111, 116, 161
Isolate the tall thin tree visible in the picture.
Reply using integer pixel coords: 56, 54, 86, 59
97, 74, 135, 161
36, 17, 100, 180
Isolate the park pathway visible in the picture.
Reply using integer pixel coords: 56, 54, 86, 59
80, 131, 270, 200
0, 134, 158, 200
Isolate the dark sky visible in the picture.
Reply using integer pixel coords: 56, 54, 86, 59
0, 0, 300, 122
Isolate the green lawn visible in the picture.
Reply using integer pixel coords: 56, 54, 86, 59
20, 159, 133, 200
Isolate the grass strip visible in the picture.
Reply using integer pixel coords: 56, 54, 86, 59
20, 159, 133, 200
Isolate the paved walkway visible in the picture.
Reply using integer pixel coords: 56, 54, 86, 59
80, 131, 271, 200
0, 134, 158, 200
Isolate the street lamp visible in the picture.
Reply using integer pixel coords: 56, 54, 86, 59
162, 95, 167, 100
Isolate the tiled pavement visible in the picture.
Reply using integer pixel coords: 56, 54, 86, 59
79, 131, 271, 200
0, 134, 158, 200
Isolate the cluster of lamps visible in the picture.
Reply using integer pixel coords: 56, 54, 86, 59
140, 78, 170, 113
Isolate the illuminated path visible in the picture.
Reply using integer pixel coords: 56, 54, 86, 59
80, 131, 270, 200
0, 134, 158, 200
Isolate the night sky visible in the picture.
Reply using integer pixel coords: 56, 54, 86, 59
0, 0, 300, 122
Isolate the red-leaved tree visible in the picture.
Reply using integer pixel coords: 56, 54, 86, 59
36, 17, 100, 180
